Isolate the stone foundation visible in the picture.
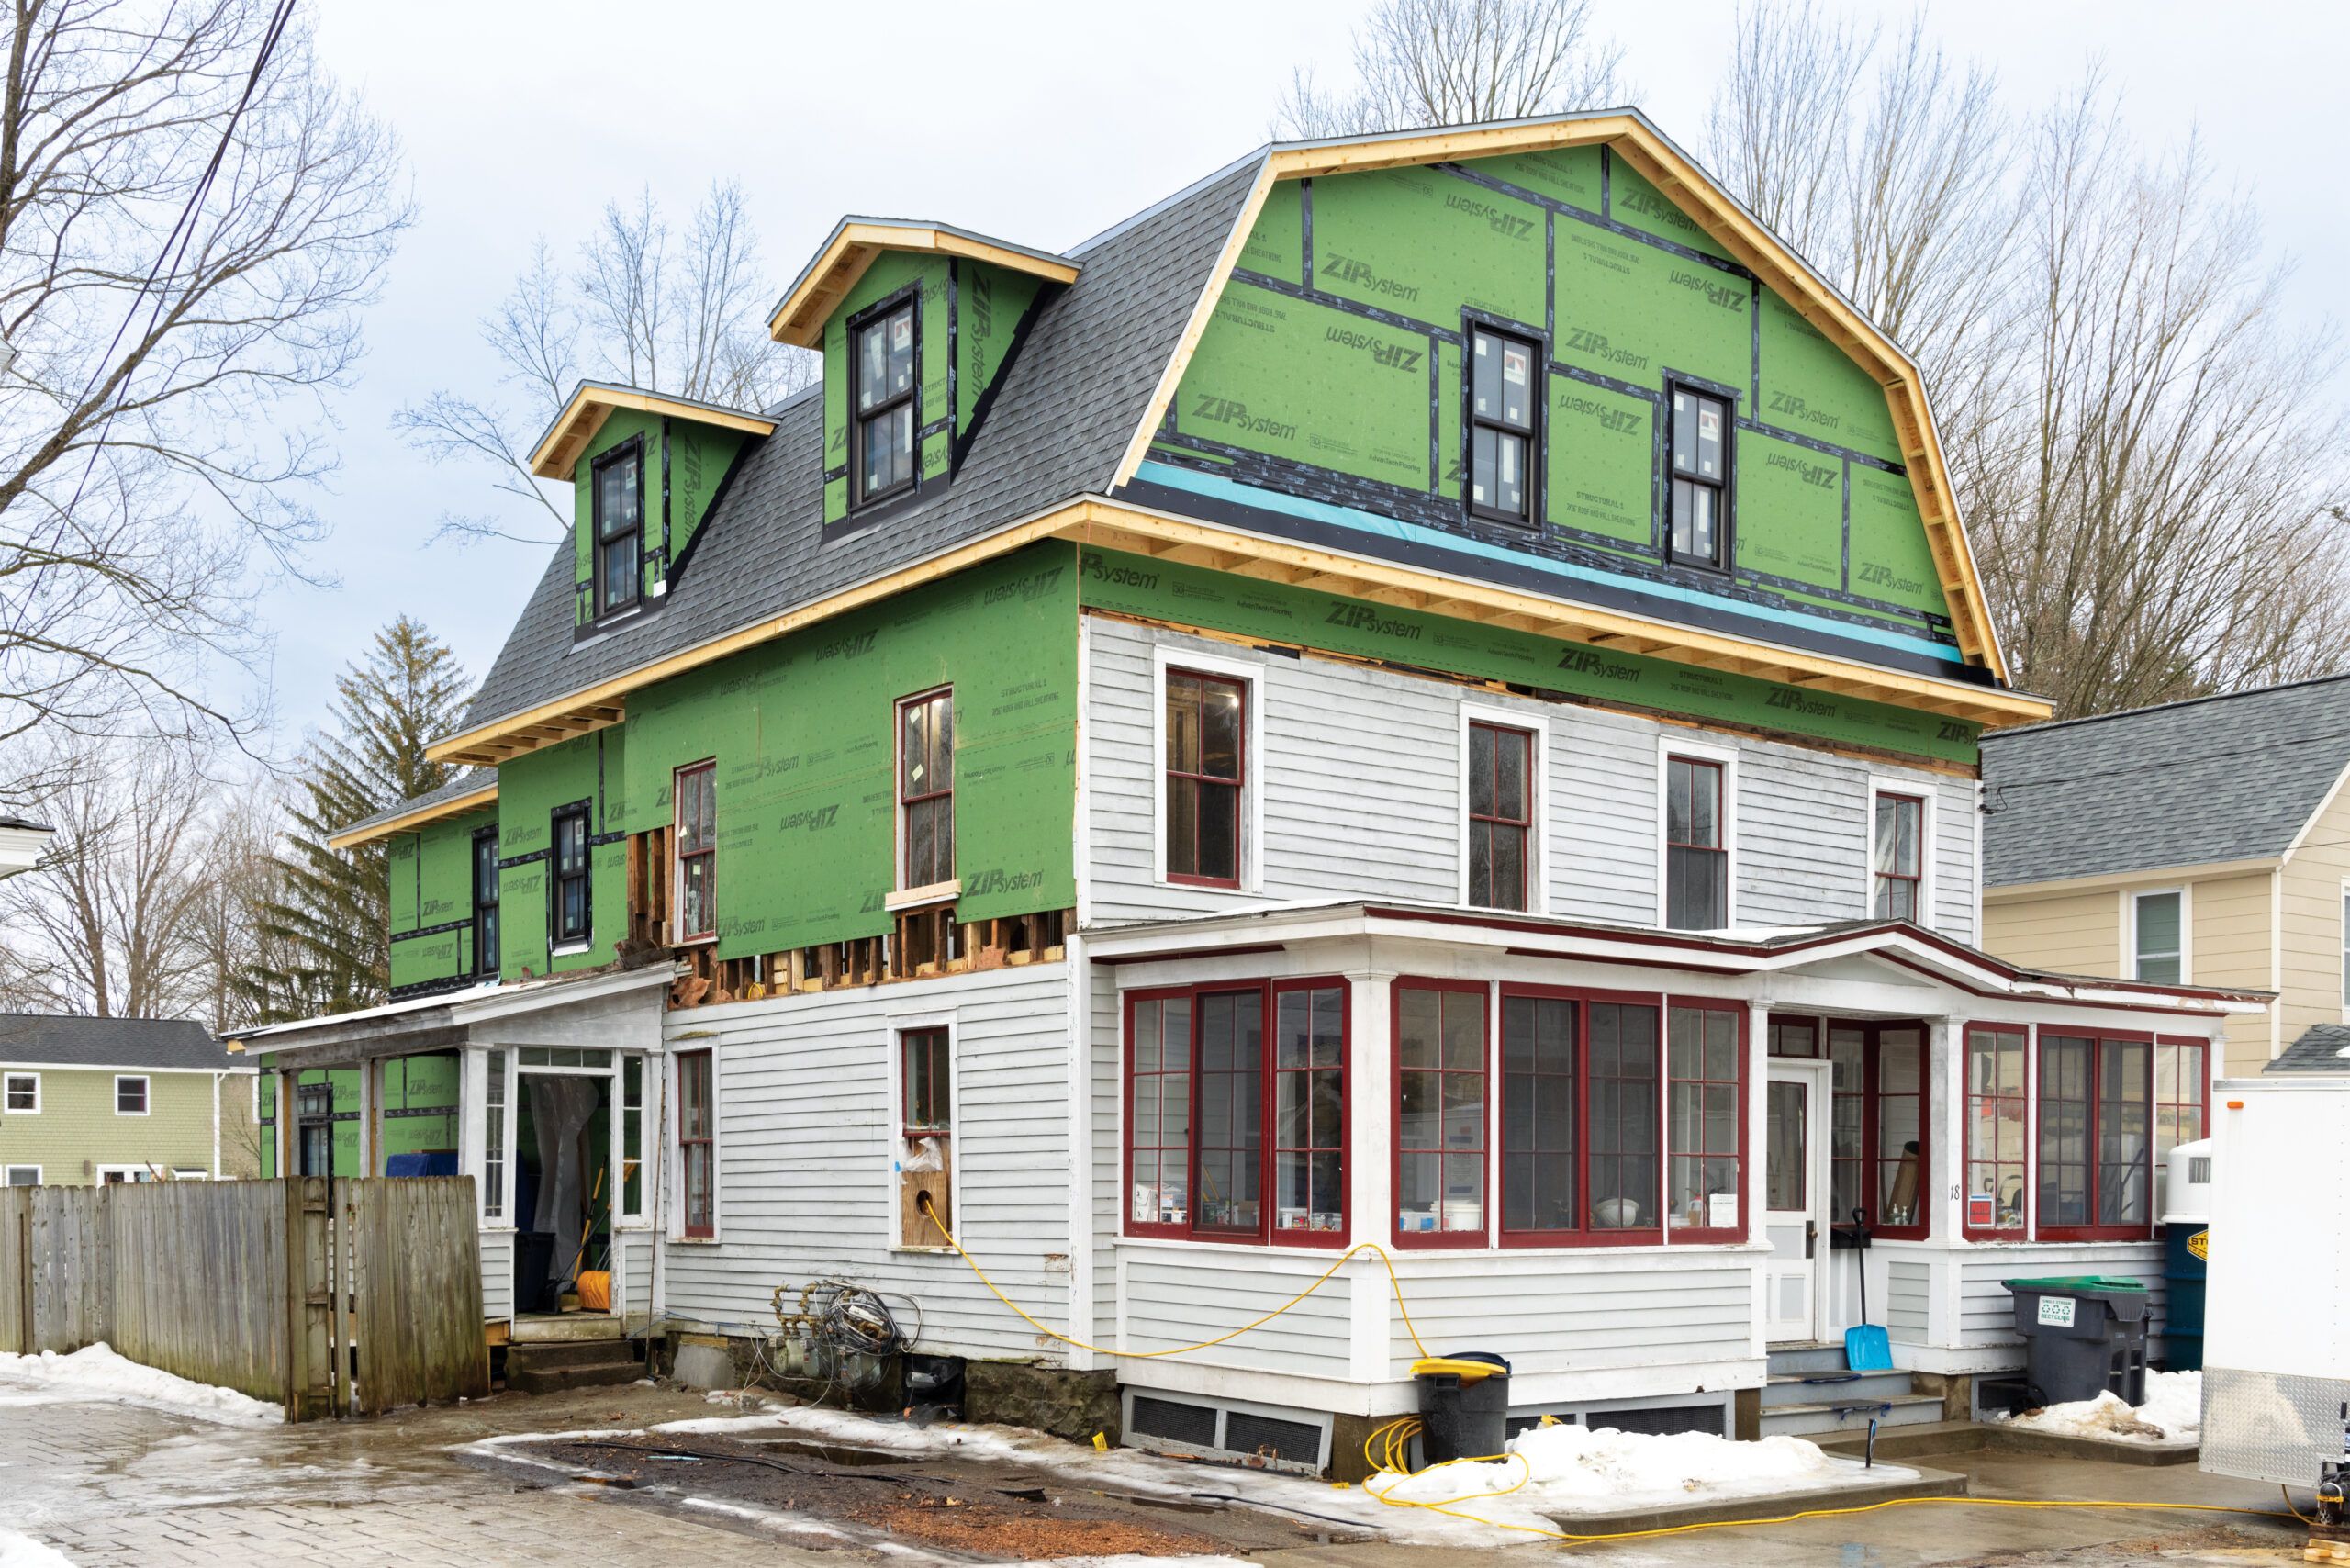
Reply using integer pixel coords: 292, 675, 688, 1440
964, 1361, 1119, 1443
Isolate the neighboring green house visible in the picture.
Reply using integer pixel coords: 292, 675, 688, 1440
0, 1014, 259, 1186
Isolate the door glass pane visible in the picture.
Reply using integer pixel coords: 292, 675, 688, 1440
1766, 1080, 1806, 1212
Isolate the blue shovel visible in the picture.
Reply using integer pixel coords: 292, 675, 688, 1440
1845, 1207, 1893, 1372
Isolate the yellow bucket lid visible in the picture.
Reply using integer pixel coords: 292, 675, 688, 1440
1411, 1356, 1503, 1383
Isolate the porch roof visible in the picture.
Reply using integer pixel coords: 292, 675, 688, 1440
223, 965, 673, 1070
1081, 901, 2272, 1021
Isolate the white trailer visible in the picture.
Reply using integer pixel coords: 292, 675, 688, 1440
2200, 1075, 2350, 1491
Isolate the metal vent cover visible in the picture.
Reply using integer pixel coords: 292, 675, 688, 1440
1128, 1394, 1217, 1447
1224, 1410, 1322, 1463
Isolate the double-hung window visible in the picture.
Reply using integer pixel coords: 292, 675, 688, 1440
591, 439, 643, 617
116, 1075, 148, 1115
550, 803, 591, 947
677, 1048, 715, 1238
1398, 981, 1489, 1246
3, 1072, 37, 1113
1466, 325, 1539, 525
471, 825, 500, 978
851, 296, 918, 508
902, 1028, 951, 1137
1164, 668, 1245, 887
2037, 1032, 2151, 1239
1872, 792, 1923, 921
2131, 890, 2183, 984
1827, 1023, 1929, 1237
1963, 1026, 2027, 1237
1125, 980, 1348, 1245
899, 688, 955, 890
674, 762, 716, 942
1663, 755, 1728, 930
1465, 721, 1533, 911
1666, 1002, 1743, 1238
1667, 385, 1730, 567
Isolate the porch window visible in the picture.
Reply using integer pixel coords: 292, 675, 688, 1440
1663, 755, 1727, 929
1164, 669, 1246, 887
2153, 1036, 2208, 1165
1499, 991, 1576, 1239
1872, 793, 1923, 921
1125, 980, 1347, 1246
1766, 1017, 1818, 1058
1466, 721, 1533, 911
675, 762, 716, 943
481, 1049, 508, 1224
678, 1048, 715, 1238
1963, 1026, 2027, 1237
1396, 981, 1487, 1248
1667, 1003, 1743, 1238
619, 1055, 645, 1224
2132, 891, 2182, 984
551, 803, 591, 947
2037, 1033, 2151, 1239
899, 688, 955, 890
1827, 1023, 1929, 1238
471, 825, 500, 978
1587, 1003, 1662, 1236
1490, 990, 1680, 1244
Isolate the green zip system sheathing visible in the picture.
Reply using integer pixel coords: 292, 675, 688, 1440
1151, 145, 1952, 650
1079, 547, 1977, 765
386, 806, 493, 993
617, 542, 1079, 958
498, 729, 628, 981
257, 1057, 459, 1179
570, 410, 755, 626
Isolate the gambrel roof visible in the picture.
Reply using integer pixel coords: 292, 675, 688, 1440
429, 111, 2036, 778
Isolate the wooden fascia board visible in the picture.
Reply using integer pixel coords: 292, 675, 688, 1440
529, 387, 776, 480
1106, 116, 2012, 685
769, 223, 1080, 348
325, 782, 500, 851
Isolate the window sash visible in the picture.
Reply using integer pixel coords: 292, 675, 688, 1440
2036, 1033, 2154, 1238
1466, 327, 1539, 524
1667, 386, 1729, 567
4, 1073, 36, 1113
2152, 1037, 2208, 1168
1873, 794, 1923, 921
481, 1049, 508, 1223
675, 763, 717, 941
552, 807, 591, 944
2132, 892, 2182, 984
1664, 756, 1728, 930
678, 1049, 715, 1238
899, 689, 955, 889
116, 1076, 147, 1114
472, 827, 500, 977
1963, 1026, 2027, 1236
1396, 982, 1489, 1247
590, 444, 643, 615
1666, 1003, 1743, 1238
1164, 669, 1246, 886
852, 300, 918, 507
1467, 722, 1533, 911
619, 1054, 645, 1223
1827, 1023, 1930, 1238
902, 1028, 951, 1135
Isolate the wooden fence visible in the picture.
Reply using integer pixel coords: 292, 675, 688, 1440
0, 1176, 487, 1420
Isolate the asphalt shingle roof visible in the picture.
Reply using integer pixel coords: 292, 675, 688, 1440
0, 1014, 238, 1071
1980, 674, 2350, 888
339, 768, 497, 840
2268, 1024, 2350, 1074
459, 159, 1260, 737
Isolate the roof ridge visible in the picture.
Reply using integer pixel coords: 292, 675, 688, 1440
1986, 668, 2350, 742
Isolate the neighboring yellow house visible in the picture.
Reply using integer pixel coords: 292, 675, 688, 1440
1981, 676, 2350, 1076
0, 1014, 260, 1186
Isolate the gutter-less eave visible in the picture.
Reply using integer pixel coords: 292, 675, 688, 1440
327, 779, 500, 853
1982, 855, 2287, 901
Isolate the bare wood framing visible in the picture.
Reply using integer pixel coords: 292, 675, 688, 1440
328, 780, 502, 852
769, 221, 1081, 348
529, 385, 777, 482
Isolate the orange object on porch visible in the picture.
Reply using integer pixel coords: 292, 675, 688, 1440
576, 1270, 611, 1312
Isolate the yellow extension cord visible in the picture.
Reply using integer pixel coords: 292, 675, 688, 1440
912, 1198, 2308, 1545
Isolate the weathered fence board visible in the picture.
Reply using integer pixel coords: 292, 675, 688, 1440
107, 1182, 288, 1406
347, 1176, 487, 1414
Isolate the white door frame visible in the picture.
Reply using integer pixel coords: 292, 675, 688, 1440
1763, 1057, 1832, 1344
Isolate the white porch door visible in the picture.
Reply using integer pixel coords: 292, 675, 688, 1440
1763, 1059, 1830, 1342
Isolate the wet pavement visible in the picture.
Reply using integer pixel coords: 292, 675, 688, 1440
0, 1377, 2322, 1566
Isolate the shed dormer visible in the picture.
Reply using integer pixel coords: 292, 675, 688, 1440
530, 383, 776, 633
768, 219, 1078, 529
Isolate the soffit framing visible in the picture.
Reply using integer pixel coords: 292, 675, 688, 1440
1108, 113, 2012, 687
768, 220, 1080, 349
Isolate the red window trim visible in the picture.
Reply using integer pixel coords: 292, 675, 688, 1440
674, 760, 717, 943
1496, 983, 1673, 1249
2034, 1028, 2157, 1243
1766, 1013, 1823, 1058
901, 1026, 950, 1138
897, 686, 954, 890
1873, 791, 1924, 920
1164, 667, 1247, 889
677, 1048, 715, 1238
1663, 997, 1750, 1245
2154, 1033, 2210, 1159
1393, 978, 1493, 1250
1466, 721, 1534, 912
1826, 1022, 1931, 1240
1961, 1024, 2029, 1240
1121, 977, 1350, 1249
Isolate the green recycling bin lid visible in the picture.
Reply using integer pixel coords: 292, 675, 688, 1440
2000, 1275, 2148, 1293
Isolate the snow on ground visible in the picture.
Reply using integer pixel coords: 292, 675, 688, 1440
2002, 1370, 2199, 1445
0, 1343, 282, 1428
0, 1524, 74, 1568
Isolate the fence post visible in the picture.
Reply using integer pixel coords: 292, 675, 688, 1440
282, 1176, 333, 1421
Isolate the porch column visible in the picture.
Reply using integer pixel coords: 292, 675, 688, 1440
1929, 1016, 1961, 1253
1744, 996, 1773, 1361
461, 1045, 487, 1216
1348, 967, 1393, 1388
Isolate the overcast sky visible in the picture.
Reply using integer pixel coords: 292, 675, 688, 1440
263, 0, 2348, 743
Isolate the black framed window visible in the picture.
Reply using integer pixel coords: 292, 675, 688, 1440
471, 824, 500, 978
551, 803, 591, 946
851, 296, 918, 508
1467, 325, 1539, 525
899, 688, 955, 889
1663, 755, 1728, 929
591, 440, 643, 616
1666, 386, 1730, 568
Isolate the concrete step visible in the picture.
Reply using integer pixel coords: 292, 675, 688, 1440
1764, 1341, 1854, 1377
509, 1312, 627, 1343
506, 1356, 643, 1395
509, 1338, 639, 1372
1759, 1391, 1947, 1440
1761, 1369, 1916, 1409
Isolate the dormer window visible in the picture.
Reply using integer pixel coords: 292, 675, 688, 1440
852, 295, 918, 508
592, 439, 643, 616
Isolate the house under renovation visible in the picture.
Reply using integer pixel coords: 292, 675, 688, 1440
230, 111, 2261, 1473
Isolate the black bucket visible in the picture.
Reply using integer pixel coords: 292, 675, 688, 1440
1416, 1351, 1512, 1464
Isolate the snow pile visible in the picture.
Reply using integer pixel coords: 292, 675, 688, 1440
2005, 1371, 2199, 1444
1371, 1420, 1841, 1511
0, 1525, 74, 1568
0, 1342, 281, 1428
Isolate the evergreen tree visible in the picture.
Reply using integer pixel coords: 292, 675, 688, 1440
249, 619, 473, 1020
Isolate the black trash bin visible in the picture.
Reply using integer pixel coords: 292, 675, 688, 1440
2003, 1276, 2149, 1407
514, 1230, 559, 1314
1414, 1353, 1511, 1464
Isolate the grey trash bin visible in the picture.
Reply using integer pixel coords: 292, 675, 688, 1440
2003, 1276, 2149, 1407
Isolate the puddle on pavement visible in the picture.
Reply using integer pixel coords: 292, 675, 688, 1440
736, 1437, 913, 1466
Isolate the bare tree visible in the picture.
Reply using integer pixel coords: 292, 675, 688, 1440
1273, 0, 1630, 139
0, 1, 410, 806
397, 180, 815, 546
178, 774, 290, 1034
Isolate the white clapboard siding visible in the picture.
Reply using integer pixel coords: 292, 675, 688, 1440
1956, 1245, 2166, 1350
479, 1229, 513, 1322
1886, 1258, 1931, 1342
1084, 617, 1978, 936
1090, 972, 1122, 1338
1381, 1258, 1755, 1377
658, 966, 1074, 1361
1122, 1253, 1355, 1381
